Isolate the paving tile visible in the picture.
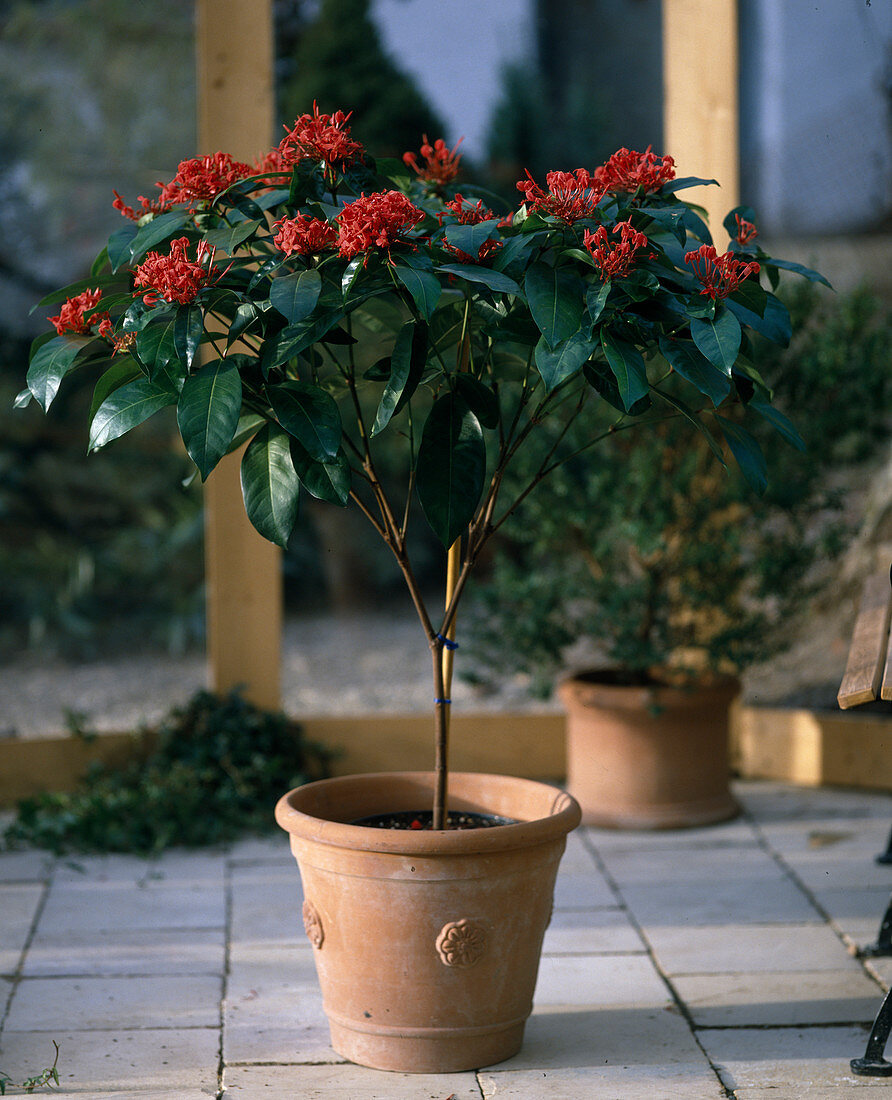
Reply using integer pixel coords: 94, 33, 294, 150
229, 862, 305, 944
0, 882, 43, 975
22, 926, 225, 977
224, 942, 332, 1064
5, 974, 222, 1031
227, 832, 293, 864
493, 1002, 714, 1071
557, 830, 601, 874
37, 880, 225, 935
222, 1063, 482, 1097
673, 969, 883, 1027
599, 844, 779, 887
646, 921, 856, 974
0, 848, 54, 882
542, 907, 645, 956
552, 869, 617, 909
534, 953, 669, 1007
618, 874, 818, 927
0, 1029, 219, 1094
479, 1062, 726, 1099
698, 1024, 890, 1091
52, 850, 226, 885
584, 814, 758, 854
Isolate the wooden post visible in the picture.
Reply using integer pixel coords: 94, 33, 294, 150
662, 0, 739, 247
196, 0, 282, 709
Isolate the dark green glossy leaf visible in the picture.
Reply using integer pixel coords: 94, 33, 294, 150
453, 374, 500, 429
89, 358, 142, 421
417, 393, 485, 546
136, 311, 180, 376
107, 224, 139, 272
26, 334, 91, 411
690, 305, 741, 375
716, 415, 768, 494
618, 269, 660, 302
525, 262, 585, 348
535, 331, 597, 391
371, 321, 427, 436
749, 398, 806, 452
761, 256, 833, 289
393, 262, 441, 320
177, 360, 243, 479
89, 376, 177, 451
658, 336, 731, 407
128, 212, 192, 263
600, 329, 649, 410
660, 176, 719, 194
583, 360, 651, 416
174, 304, 205, 370
586, 280, 611, 326
437, 264, 521, 294
291, 439, 351, 505
223, 185, 266, 222
443, 219, 501, 259
240, 423, 301, 546
268, 379, 342, 461
203, 219, 262, 255
269, 268, 322, 324
729, 278, 768, 318
13, 387, 32, 408
727, 292, 791, 347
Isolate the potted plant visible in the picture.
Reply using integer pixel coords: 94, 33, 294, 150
18, 105, 823, 1071
463, 279, 892, 832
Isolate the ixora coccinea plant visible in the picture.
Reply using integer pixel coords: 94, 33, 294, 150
20, 106, 825, 1071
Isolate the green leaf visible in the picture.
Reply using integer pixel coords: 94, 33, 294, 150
177, 360, 243, 479
761, 256, 832, 289
535, 331, 597, 391
108, 224, 139, 272
371, 321, 427, 436
268, 379, 342, 461
583, 360, 650, 416
417, 393, 486, 546
749, 398, 806, 452
174, 304, 205, 370
525, 262, 585, 348
26, 334, 91, 411
89, 376, 177, 451
443, 219, 501, 258
716, 415, 768, 494
660, 176, 719, 194
453, 374, 500, 429
600, 329, 649, 410
437, 264, 521, 294
586, 280, 611, 326
393, 262, 441, 320
729, 278, 768, 318
89, 358, 142, 421
135, 311, 180, 376
291, 439, 351, 505
128, 211, 192, 263
727, 292, 792, 347
240, 423, 301, 546
269, 268, 322, 324
690, 305, 741, 375
13, 387, 33, 408
658, 335, 731, 407
203, 219, 262, 255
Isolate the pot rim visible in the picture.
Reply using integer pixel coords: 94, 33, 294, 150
558, 668, 741, 707
275, 770, 581, 855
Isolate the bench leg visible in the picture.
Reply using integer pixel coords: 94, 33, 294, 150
876, 823, 892, 865
858, 893, 892, 958
852, 985, 892, 1076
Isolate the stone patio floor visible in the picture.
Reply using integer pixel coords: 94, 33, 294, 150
3, 779, 892, 1098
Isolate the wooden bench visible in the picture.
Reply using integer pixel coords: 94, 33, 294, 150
838, 564, 892, 1077
838, 566, 892, 709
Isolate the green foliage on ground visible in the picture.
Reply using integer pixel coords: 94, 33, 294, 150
464, 283, 892, 696
3, 690, 334, 855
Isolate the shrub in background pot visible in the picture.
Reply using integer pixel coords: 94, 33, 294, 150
20, 105, 822, 1069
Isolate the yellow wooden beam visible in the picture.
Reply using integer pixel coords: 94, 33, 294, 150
196, 1, 282, 709
663, 0, 739, 247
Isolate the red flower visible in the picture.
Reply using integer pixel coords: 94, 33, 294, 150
584, 220, 650, 281
133, 237, 223, 307
336, 191, 424, 262
516, 169, 604, 223
274, 214, 338, 256
685, 244, 761, 300
439, 193, 494, 225
48, 289, 104, 335
403, 135, 463, 185
734, 213, 758, 246
96, 317, 136, 355
594, 146, 675, 195
114, 153, 253, 221
278, 103, 364, 170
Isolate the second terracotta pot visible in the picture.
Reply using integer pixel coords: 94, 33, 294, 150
275, 770, 580, 1073
559, 671, 740, 829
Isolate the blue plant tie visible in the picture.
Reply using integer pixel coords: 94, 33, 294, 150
437, 633, 459, 651
434, 697, 452, 705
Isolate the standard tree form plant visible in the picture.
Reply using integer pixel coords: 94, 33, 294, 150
19, 105, 825, 1069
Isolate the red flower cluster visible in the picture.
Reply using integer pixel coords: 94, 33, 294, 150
403, 136, 463, 186
734, 213, 758, 246
584, 220, 650, 281
517, 169, 604, 223
439, 193, 502, 264
273, 214, 339, 256
114, 153, 253, 220
133, 237, 223, 307
685, 244, 760, 300
48, 288, 105, 335
594, 146, 675, 195
336, 191, 424, 262
278, 103, 364, 170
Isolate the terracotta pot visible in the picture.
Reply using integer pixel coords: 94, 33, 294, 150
558, 672, 740, 829
275, 771, 580, 1073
